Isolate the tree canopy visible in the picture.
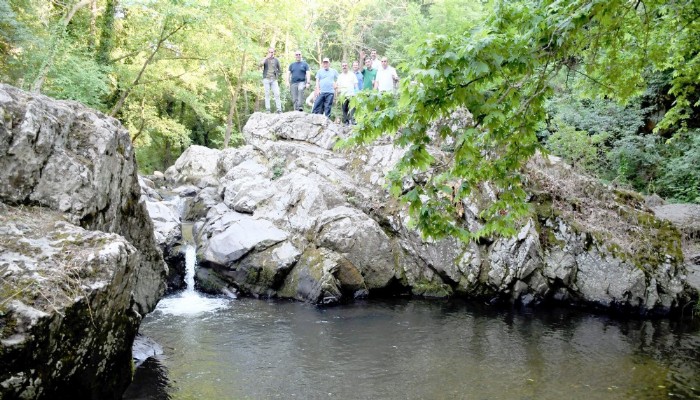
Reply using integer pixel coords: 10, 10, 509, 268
347, 0, 700, 239
1, 0, 697, 240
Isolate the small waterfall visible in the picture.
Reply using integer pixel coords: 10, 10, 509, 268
154, 223, 229, 316
183, 244, 196, 293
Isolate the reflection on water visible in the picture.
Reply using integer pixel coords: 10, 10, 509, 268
125, 299, 700, 400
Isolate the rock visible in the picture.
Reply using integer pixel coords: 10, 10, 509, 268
652, 203, 700, 294
0, 84, 166, 399
164, 145, 220, 185
243, 111, 345, 150
132, 334, 163, 367
155, 111, 693, 315
201, 212, 288, 266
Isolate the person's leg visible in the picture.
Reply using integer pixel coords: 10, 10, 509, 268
323, 93, 334, 118
312, 93, 324, 114
272, 80, 282, 112
297, 82, 306, 111
262, 79, 271, 112
290, 83, 299, 111
349, 103, 355, 124
342, 98, 350, 124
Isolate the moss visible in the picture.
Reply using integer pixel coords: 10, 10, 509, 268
613, 188, 645, 207
411, 279, 453, 298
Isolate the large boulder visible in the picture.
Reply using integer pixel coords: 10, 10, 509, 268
157, 111, 695, 314
0, 84, 166, 399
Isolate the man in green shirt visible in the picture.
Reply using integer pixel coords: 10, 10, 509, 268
361, 57, 377, 91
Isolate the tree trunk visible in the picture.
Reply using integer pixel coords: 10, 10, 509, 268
88, 0, 97, 50
109, 18, 187, 117
96, 0, 117, 65
223, 51, 247, 148
31, 0, 92, 93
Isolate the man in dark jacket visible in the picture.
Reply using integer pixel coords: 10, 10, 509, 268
260, 48, 282, 113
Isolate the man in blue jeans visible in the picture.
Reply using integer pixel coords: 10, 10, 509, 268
312, 58, 338, 118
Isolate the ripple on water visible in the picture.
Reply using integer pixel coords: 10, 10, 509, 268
155, 291, 229, 316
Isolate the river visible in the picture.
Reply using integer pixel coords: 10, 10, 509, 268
124, 295, 699, 399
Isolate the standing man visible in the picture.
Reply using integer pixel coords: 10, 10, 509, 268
259, 48, 282, 113
359, 49, 382, 71
312, 57, 338, 118
288, 50, 310, 111
374, 57, 399, 93
352, 61, 363, 94
361, 57, 377, 91
337, 61, 359, 125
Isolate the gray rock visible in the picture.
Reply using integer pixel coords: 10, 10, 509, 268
201, 213, 288, 266
165, 145, 220, 184
0, 84, 166, 399
157, 111, 692, 315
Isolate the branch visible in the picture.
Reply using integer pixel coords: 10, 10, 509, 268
109, 19, 188, 117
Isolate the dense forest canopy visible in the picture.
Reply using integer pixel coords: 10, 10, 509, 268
1, 0, 698, 238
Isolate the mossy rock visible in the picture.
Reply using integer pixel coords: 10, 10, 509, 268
412, 279, 453, 298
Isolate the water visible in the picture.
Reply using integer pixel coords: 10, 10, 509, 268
124, 298, 700, 399
154, 244, 229, 316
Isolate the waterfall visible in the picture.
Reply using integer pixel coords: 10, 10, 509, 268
184, 244, 196, 293
154, 224, 229, 316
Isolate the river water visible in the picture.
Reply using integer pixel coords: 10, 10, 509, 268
124, 295, 700, 399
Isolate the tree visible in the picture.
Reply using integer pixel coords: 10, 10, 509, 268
347, 0, 700, 240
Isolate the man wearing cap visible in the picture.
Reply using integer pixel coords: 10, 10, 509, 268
288, 50, 310, 111
259, 47, 282, 113
312, 57, 338, 118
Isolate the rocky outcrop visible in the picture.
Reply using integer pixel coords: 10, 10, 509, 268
0, 84, 167, 399
651, 203, 700, 295
147, 111, 695, 315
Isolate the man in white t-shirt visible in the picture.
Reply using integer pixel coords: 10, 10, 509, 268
374, 57, 398, 93
336, 61, 359, 125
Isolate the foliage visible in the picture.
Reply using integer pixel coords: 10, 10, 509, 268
345, 0, 700, 240
657, 132, 700, 203
545, 118, 608, 174
1, 0, 698, 237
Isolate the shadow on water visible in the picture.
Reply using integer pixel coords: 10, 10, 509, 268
122, 357, 171, 400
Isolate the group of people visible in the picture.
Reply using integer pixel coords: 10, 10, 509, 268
259, 48, 399, 124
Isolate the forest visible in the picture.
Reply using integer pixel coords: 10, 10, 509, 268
1, 0, 698, 237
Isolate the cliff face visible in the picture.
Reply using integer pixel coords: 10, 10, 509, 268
0, 84, 167, 399
147, 111, 695, 315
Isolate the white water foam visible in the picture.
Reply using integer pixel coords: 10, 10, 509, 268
155, 244, 229, 316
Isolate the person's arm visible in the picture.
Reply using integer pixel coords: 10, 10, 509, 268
315, 72, 320, 95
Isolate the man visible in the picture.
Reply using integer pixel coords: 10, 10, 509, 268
337, 61, 359, 125
361, 57, 377, 91
352, 61, 363, 94
288, 50, 310, 111
359, 49, 382, 71
374, 57, 399, 93
370, 49, 381, 70
312, 58, 338, 118
259, 48, 282, 113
